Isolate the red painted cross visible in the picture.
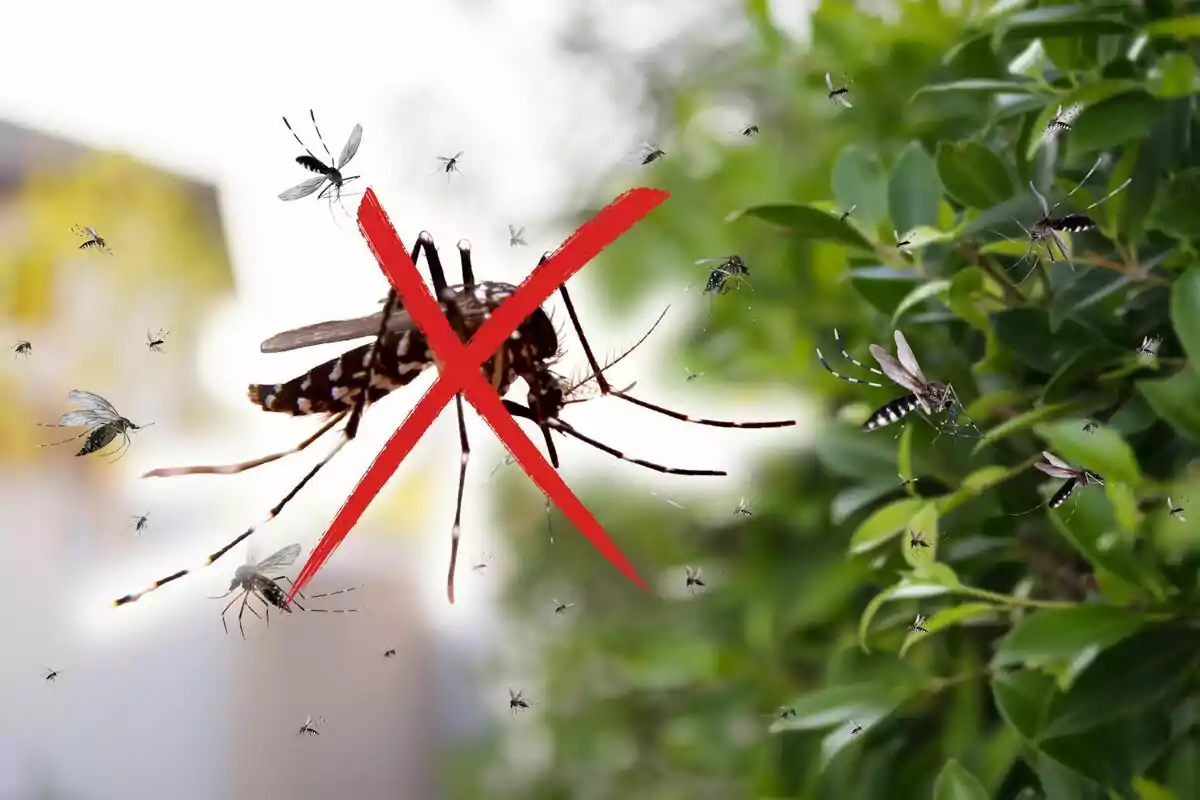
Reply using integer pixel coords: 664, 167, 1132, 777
287, 187, 669, 604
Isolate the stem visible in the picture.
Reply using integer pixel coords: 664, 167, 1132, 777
979, 256, 1026, 306
953, 584, 1079, 609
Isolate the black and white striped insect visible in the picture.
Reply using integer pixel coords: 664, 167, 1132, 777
297, 715, 325, 736
1014, 157, 1131, 268
908, 614, 928, 633
839, 205, 857, 224
146, 329, 168, 353
734, 498, 752, 517
1043, 103, 1084, 144
1168, 497, 1186, 522
741, 124, 759, 137
12, 340, 30, 358
508, 689, 531, 715
73, 225, 111, 255
436, 151, 464, 177
1033, 451, 1103, 509
817, 329, 960, 434
1137, 335, 1162, 358
825, 72, 853, 108
39, 390, 151, 461
508, 224, 527, 247
685, 565, 705, 594
132, 513, 149, 534
908, 530, 930, 549
635, 141, 666, 165
552, 598, 575, 614
384, 648, 396, 658
44, 667, 60, 683
278, 111, 363, 214
116, 235, 792, 608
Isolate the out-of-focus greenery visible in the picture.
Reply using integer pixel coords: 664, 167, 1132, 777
451, 1, 1200, 798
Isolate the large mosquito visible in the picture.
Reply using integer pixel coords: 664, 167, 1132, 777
278, 110, 363, 216
688, 255, 753, 322
1042, 103, 1084, 145
1013, 156, 1131, 270
1033, 451, 1104, 509
825, 72, 853, 108
817, 329, 966, 435
508, 224, 527, 247
734, 498, 752, 517
39, 390, 151, 461
115, 234, 792, 608
146, 329, 168, 353
12, 340, 31, 358
741, 124, 760, 137
436, 151, 464, 177
73, 225, 111, 255
908, 530, 930, 550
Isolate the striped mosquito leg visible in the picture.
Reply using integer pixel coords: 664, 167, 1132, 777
37, 429, 89, 448
142, 411, 348, 478
817, 348, 886, 388
112, 433, 353, 607
832, 328, 887, 380
547, 416, 727, 476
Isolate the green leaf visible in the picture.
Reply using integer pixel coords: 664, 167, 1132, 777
1172, 267, 1200, 365
1069, 91, 1165, 154
858, 577, 954, 652
1151, 168, 1200, 240
936, 141, 1013, 209
995, 5, 1132, 41
1152, 52, 1200, 99
992, 669, 1056, 740
934, 759, 991, 800
849, 266, 923, 317
1047, 488, 1159, 598
1035, 419, 1143, 487
1139, 369, 1200, 441
892, 279, 951, 326
1024, 80, 1143, 161
912, 79, 1041, 97
1133, 777, 1177, 800
848, 498, 928, 554
903, 502, 939, 571
888, 142, 942, 236
770, 682, 907, 734
990, 309, 1123, 375
946, 267, 996, 331
730, 203, 874, 251
1146, 15, 1200, 39
832, 146, 888, 229
900, 602, 999, 657
991, 606, 1145, 669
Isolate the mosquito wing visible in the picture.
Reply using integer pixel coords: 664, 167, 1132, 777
834, 94, 853, 109
255, 543, 302, 574
825, 72, 834, 92
336, 124, 363, 169
1035, 452, 1078, 478
278, 175, 328, 201
892, 330, 927, 385
868, 345, 925, 394
56, 409, 113, 428
1041, 451, 1074, 471
67, 390, 122, 420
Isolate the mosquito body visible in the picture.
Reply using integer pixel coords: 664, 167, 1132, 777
1015, 156, 1131, 268
436, 151, 464, 176
898, 473, 919, 487
39, 390, 150, 460
851, 720, 863, 736
552, 598, 575, 614
132, 513, 150, 534
119, 234, 792, 608
685, 565, 705, 594
1083, 421, 1098, 434
146, 329, 168, 353
741, 124, 759, 137
908, 614, 928, 633
278, 111, 363, 214
1033, 451, 1103, 509
839, 205, 857, 224
776, 706, 796, 720
12, 340, 31, 358
636, 141, 666, 165
1169, 497, 1186, 522
908, 530, 930, 549
472, 552, 492, 575
44, 668, 60, 683
384, 648, 396, 658
684, 368, 703, 382
1043, 103, 1084, 143
1137, 335, 1162, 358
825, 72, 853, 108
508, 224, 527, 247
73, 225, 111, 255
297, 715, 325, 736
734, 498, 752, 517
894, 230, 911, 251
509, 689, 531, 715
817, 329, 963, 434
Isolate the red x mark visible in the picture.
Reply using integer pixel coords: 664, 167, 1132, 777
286, 186, 669, 604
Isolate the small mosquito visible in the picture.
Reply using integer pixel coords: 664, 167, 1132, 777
436, 151, 464, 176
508, 688, 531, 715
1014, 156, 1131, 270
209, 543, 300, 639
908, 530, 930, 549
1043, 103, 1084, 144
838, 205, 857, 224
817, 329, 968, 436
850, 720, 863, 736
685, 565, 705, 594
44, 667, 60, 683
73, 225, 111, 255
1168, 497, 1186, 522
741, 124, 760, 137
1083, 421, 1098, 434
39, 390, 151, 461
1137, 335, 1162, 358
825, 72, 853, 108
775, 706, 796, 720
636, 141, 666, 165
508, 224, 527, 247
1033, 451, 1104, 509
898, 473, 919, 487
472, 552, 492, 574
552, 598, 575, 614
734, 498, 753, 517
692, 255, 752, 298
131, 513, 150, 534
146, 329, 168, 353
297, 715, 325, 736
383, 648, 396, 658
684, 368, 704, 382
894, 230, 912, 251
12, 340, 31, 358
908, 614, 928, 633
278, 111, 363, 215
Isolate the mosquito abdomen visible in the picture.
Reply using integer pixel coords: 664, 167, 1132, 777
77, 424, 119, 456
863, 394, 920, 431
296, 155, 329, 175
1051, 214, 1095, 233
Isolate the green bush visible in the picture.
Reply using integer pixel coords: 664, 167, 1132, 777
451, 2, 1200, 798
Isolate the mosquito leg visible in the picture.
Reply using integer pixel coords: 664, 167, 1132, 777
219, 593, 241, 635
282, 115, 320, 163
446, 394, 472, 604
555, 282, 795, 428
305, 586, 359, 600
274, 576, 307, 602
1050, 156, 1106, 214
143, 411, 349, 478
832, 329, 886, 379
308, 110, 335, 164
36, 429, 89, 448
816, 339, 886, 388
237, 592, 253, 640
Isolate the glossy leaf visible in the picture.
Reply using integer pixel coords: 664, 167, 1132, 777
730, 204, 874, 251
934, 759, 991, 800
892, 279, 951, 325
992, 669, 1056, 740
936, 141, 1012, 209
1171, 267, 1200, 365
832, 146, 888, 229
912, 79, 1041, 97
770, 683, 908, 734
1146, 15, 1200, 39
848, 498, 928, 554
1139, 370, 1200, 441
1151, 168, 1200, 240
1070, 91, 1164, 154
991, 606, 1144, 669
888, 142, 942, 236
899, 602, 998, 656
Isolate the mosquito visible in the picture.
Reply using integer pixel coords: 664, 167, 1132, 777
817, 329, 970, 436
508, 224, 527, 247
1013, 156, 1131, 270
894, 230, 911, 251
1137, 335, 1162, 358
436, 151, 464, 177
73, 225, 111, 255
552, 598, 575, 614
1083, 421, 1098, 434
635, 141, 666, 165
850, 720, 863, 736
839, 205, 857, 224
741, 124, 759, 137
734, 498, 752, 517
772, 706, 796, 720
12, 340, 31, 358
509, 688, 531, 715
1033, 451, 1104, 509
297, 715, 325, 736
131, 513, 150, 534
44, 667, 60, 683
383, 648, 396, 658
278, 110, 363, 217
685, 565, 705, 594
118, 235, 792, 608
898, 473, 919, 487
1168, 497, 1186, 522
1043, 103, 1084, 144
908, 614, 928, 633
146, 329, 168, 353
825, 72, 853, 108
208, 543, 300, 639
908, 530, 930, 549
684, 368, 703, 382
39, 390, 151, 461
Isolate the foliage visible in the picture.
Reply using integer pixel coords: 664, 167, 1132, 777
451, 2, 1200, 798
